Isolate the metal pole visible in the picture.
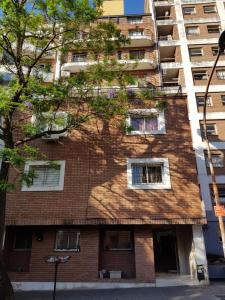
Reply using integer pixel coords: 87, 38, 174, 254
203, 48, 225, 258
53, 262, 59, 300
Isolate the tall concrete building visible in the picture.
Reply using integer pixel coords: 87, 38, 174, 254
4, 0, 225, 291
149, 0, 225, 278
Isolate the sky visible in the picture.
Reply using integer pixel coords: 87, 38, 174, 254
124, 0, 144, 14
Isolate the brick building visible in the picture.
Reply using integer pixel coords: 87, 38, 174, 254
3, 0, 222, 290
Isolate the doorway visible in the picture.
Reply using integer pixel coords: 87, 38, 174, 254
153, 229, 179, 273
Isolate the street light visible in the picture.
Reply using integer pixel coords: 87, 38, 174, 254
203, 30, 225, 258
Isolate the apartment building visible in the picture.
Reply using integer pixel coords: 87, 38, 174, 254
2, 0, 211, 290
150, 0, 225, 278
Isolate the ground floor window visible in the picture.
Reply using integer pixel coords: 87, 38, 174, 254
55, 230, 80, 251
104, 230, 133, 251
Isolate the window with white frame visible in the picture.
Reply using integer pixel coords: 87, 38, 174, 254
196, 96, 212, 107
216, 70, 225, 80
183, 7, 196, 15
221, 95, 225, 105
127, 16, 143, 24
193, 71, 208, 80
72, 53, 87, 62
55, 230, 80, 251
127, 109, 166, 135
186, 26, 199, 35
207, 25, 220, 34
200, 123, 217, 139
22, 160, 65, 192
189, 47, 203, 57
128, 29, 144, 37
127, 158, 171, 189
203, 6, 217, 13
206, 154, 223, 168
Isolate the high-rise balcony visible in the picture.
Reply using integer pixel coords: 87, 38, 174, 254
154, 0, 174, 6
61, 58, 157, 73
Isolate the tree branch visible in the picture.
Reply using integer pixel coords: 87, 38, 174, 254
14, 127, 68, 146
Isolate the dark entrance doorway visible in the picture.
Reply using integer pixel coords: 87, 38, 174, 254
153, 229, 179, 273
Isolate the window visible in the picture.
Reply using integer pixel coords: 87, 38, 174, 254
183, 7, 195, 15
203, 6, 216, 13
117, 51, 122, 60
186, 26, 199, 35
128, 29, 144, 37
200, 123, 217, 138
211, 187, 225, 203
189, 48, 203, 57
193, 71, 208, 80
129, 50, 145, 60
206, 154, 223, 168
72, 53, 87, 62
127, 109, 166, 135
221, 95, 225, 105
127, 158, 171, 189
127, 16, 143, 24
22, 160, 65, 192
196, 96, 212, 107
207, 25, 220, 34
55, 230, 80, 251
104, 230, 132, 251
13, 230, 32, 251
212, 47, 225, 56
0, 72, 13, 85
216, 70, 225, 80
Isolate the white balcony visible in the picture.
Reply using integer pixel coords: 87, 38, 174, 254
0, 67, 54, 83
62, 59, 157, 73
184, 17, 220, 24
128, 35, 155, 47
161, 62, 183, 69
182, 0, 216, 3
154, 0, 174, 6
156, 19, 175, 26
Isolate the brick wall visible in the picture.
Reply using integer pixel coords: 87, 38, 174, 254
197, 93, 225, 113
134, 226, 155, 283
6, 98, 205, 226
7, 227, 100, 282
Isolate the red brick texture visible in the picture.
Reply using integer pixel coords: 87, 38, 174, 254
5, 98, 206, 226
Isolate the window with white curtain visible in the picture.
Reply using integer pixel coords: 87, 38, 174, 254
22, 160, 65, 191
127, 109, 166, 135
55, 230, 80, 251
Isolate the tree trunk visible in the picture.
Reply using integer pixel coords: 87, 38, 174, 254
0, 160, 15, 300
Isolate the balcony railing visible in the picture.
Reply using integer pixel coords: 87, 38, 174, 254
70, 84, 183, 99
159, 35, 173, 41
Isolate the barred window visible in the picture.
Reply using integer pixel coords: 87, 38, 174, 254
132, 164, 163, 185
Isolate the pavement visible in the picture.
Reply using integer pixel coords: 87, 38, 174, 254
15, 281, 225, 300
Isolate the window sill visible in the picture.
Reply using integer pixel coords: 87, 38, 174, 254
127, 131, 166, 135
54, 249, 80, 252
22, 186, 64, 192
128, 183, 171, 190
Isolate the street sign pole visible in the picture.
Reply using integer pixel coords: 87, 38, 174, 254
44, 255, 70, 300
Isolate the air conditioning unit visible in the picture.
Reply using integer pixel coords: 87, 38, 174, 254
42, 133, 60, 141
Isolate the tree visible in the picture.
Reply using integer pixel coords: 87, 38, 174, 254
0, 0, 136, 298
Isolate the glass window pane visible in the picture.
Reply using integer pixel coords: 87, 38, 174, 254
131, 117, 144, 131
145, 117, 158, 131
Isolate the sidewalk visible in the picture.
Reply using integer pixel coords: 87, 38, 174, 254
15, 282, 225, 300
